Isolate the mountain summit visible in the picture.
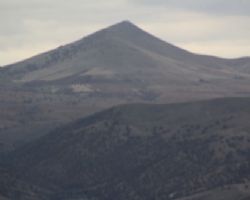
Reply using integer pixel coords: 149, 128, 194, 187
107, 20, 139, 29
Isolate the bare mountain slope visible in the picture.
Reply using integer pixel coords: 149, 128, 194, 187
2, 21, 250, 101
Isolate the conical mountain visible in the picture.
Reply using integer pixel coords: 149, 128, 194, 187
3, 20, 194, 82
3, 21, 250, 87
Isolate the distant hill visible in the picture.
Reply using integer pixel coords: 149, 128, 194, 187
2, 21, 250, 102
1, 21, 250, 152
8, 97, 250, 200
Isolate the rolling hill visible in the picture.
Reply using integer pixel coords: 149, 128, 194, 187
6, 97, 250, 200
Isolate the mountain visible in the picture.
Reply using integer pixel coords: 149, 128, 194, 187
2, 20, 250, 100
8, 97, 250, 200
1, 21, 250, 152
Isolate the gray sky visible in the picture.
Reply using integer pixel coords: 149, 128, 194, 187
1, 0, 250, 66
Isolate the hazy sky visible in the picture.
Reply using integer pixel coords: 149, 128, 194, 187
1, 0, 250, 66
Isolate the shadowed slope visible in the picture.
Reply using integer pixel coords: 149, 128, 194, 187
11, 97, 250, 200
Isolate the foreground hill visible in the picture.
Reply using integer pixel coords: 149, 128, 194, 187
7, 97, 250, 200
1, 21, 250, 152
0, 166, 51, 200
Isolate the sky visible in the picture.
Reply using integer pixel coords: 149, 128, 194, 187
1, 0, 250, 66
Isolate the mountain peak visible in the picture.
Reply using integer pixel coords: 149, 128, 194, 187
78, 20, 142, 43
106, 20, 142, 33
111, 20, 137, 28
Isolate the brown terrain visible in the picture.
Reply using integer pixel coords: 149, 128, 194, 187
0, 21, 250, 200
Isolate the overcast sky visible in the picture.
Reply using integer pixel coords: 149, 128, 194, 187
1, 0, 250, 66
